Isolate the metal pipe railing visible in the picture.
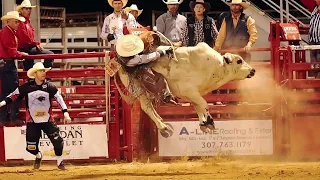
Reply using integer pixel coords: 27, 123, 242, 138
22, 52, 107, 60
287, 0, 311, 19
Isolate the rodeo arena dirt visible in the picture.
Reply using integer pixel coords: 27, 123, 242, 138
1, 0, 320, 179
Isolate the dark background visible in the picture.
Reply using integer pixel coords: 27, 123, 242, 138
0, 0, 304, 26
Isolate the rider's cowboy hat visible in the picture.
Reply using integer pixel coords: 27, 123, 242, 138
124, 4, 143, 17
228, 0, 249, 10
16, 0, 36, 11
116, 34, 144, 57
108, 0, 128, 8
162, 0, 184, 5
1, 11, 25, 22
189, 0, 211, 13
27, 62, 51, 79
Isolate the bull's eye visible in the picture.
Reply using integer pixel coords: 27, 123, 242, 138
237, 59, 242, 64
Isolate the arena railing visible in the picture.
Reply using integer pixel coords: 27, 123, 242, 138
276, 45, 320, 158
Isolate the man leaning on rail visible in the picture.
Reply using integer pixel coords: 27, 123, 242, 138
214, 0, 258, 63
0, 11, 28, 125
16, 0, 55, 71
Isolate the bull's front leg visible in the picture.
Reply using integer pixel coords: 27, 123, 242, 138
183, 91, 215, 132
139, 95, 173, 137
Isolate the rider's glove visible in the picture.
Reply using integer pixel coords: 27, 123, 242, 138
158, 48, 173, 57
107, 34, 115, 42
165, 47, 173, 55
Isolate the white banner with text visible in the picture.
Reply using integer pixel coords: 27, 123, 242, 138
158, 120, 273, 156
4, 124, 108, 160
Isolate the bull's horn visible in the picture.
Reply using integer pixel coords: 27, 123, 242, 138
152, 26, 178, 62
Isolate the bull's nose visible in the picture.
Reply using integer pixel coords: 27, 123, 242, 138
250, 68, 256, 76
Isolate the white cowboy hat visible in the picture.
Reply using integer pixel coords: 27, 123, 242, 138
229, 0, 249, 10
162, 0, 184, 5
124, 4, 143, 17
1, 11, 25, 22
189, 0, 211, 13
16, 0, 36, 11
27, 62, 51, 79
116, 34, 144, 57
108, 0, 128, 8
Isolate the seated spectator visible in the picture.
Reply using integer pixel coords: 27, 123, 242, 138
16, 0, 54, 71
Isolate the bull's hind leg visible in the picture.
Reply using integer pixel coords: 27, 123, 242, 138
182, 90, 215, 132
139, 95, 173, 137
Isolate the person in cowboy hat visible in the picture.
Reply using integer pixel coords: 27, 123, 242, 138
0, 62, 71, 170
115, 34, 178, 105
156, 0, 186, 47
100, 0, 137, 48
0, 11, 28, 124
181, 0, 218, 47
16, 0, 55, 72
214, 0, 257, 63
124, 4, 143, 21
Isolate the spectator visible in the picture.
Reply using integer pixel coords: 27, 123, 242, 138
0, 11, 28, 124
156, 0, 186, 47
216, 11, 228, 31
181, 0, 218, 47
124, 4, 144, 27
100, 0, 137, 48
214, 0, 258, 63
309, 0, 320, 78
16, 0, 54, 71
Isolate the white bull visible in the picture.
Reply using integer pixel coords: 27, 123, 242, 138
115, 42, 255, 135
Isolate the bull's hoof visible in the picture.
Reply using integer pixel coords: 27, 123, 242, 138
206, 124, 215, 130
159, 126, 174, 138
200, 125, 209, 133
206, 118, 215, 130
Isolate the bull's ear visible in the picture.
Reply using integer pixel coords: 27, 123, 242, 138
223, 54, 232, 64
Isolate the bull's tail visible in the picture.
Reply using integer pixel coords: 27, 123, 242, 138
114, 71, 135, 104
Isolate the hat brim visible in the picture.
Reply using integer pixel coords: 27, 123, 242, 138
27, 67, 51, 79
229, 2, 249, 9
16, 5, 36, 11
1, 15, 25, 22
108, 0, 128, 8
189, 1, 211, 12
124, 7, 143, 17
162, 0, 183, 5
116, 35, 144, 57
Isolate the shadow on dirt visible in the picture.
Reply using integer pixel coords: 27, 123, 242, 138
63, 172, 212, 180
0, 169, 61, 174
